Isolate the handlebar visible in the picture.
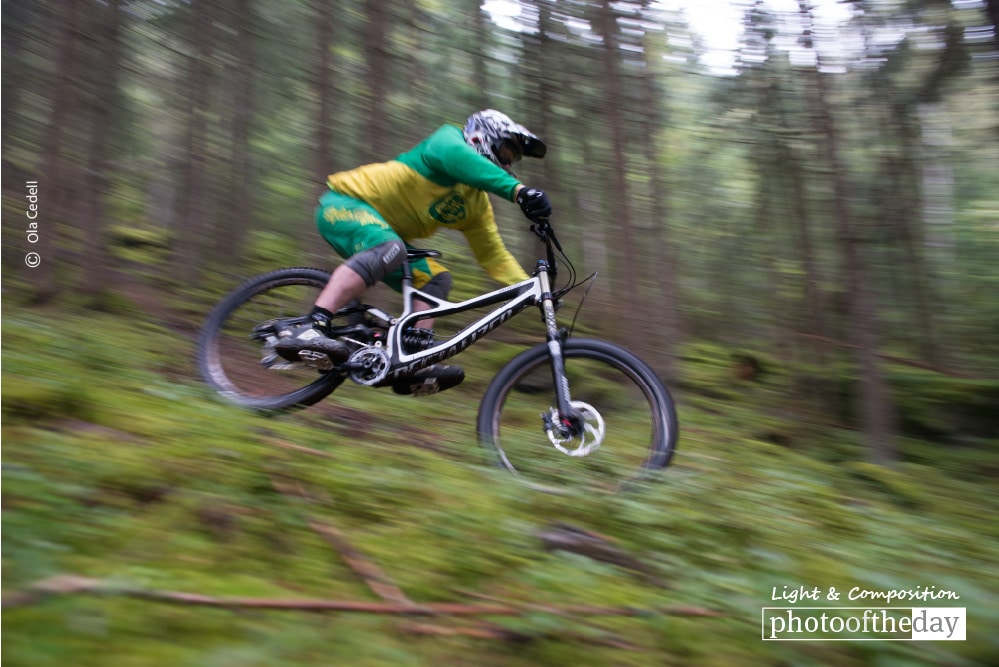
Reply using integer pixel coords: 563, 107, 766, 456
529, 217, 564, 284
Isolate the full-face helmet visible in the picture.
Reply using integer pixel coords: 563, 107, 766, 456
463, 109, 546, 173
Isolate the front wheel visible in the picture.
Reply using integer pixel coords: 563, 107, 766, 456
477, 338, 678, 492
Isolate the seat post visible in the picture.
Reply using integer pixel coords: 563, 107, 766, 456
401, 255, 413, 284
402, 248, 441, 287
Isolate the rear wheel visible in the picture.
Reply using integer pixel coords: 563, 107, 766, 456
196, 268, 345, 411
477, 338, 678, 492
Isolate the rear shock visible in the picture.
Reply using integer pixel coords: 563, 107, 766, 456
402, 327, 436, 352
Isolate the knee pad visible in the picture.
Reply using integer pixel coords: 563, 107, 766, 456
345, 240, 406, 287
419, 271, 453, 300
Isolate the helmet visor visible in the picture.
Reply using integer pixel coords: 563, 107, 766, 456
495, 139, 524, 167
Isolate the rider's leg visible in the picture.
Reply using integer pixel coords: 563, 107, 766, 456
315, 263, 367, 314
388, 268, 463, 395
410, 271, 452, 330
298, 240, 405, 340
411, 300, 434, 329
275, 193, 403, 366
313, 239, 405, 313
306, 191, 407, 328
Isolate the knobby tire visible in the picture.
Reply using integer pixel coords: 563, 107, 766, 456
476, 338, 678, 491
196, 267, 344, 411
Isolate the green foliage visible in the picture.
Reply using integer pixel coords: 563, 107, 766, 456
243, 230, 309, 274
890, 370, 999, 444
2, 305, 997, 666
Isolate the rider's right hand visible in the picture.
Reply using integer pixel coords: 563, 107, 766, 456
516, 187, 552, 222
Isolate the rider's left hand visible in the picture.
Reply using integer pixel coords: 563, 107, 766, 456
517, 187, 552, 221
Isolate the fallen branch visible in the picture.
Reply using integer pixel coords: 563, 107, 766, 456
268, 474, 413, 606
264, 437, 334, 459
537, 522, 670, 587
266, 462, 512, 640
306, 516, 413, 606
3, 575, 725, 619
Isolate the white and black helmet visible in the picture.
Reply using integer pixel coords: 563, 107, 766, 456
463, 109, 546, 172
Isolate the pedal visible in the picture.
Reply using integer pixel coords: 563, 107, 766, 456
298, 349, 334, 372
263, 357, 301, 371
252, 316, 310, 342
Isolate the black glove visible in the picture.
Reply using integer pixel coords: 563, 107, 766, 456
516, 187, 552, 221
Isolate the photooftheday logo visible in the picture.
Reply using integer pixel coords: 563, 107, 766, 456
761, 607, 966, 641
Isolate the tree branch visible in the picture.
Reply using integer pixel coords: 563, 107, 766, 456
3, 575, 725, 619
267, 473, 414, 606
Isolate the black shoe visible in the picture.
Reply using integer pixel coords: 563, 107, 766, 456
391, 364, 465, 396
274, 322, 350, 372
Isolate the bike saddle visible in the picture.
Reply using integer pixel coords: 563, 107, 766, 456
406, 248, 442, 260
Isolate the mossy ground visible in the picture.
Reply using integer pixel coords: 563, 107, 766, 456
2, 294, 997, 666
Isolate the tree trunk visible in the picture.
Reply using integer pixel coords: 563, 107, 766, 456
364, 0, 391, 159
471, 0, 489, 109
214, 0, 257, 265
1, 0, 37, 199
173, 0, 216, 280
888, 106, 942, 367
799, 1, 896, 464
596, 0, 639, 328
640, 29, 679, 379
33, 0, 83, 302
580, 133, 610, 297
80, 0, 124, 299
769, 72, 828, 394
314, 0, 334, 175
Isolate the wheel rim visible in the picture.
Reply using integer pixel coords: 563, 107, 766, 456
202, 278, 339, 407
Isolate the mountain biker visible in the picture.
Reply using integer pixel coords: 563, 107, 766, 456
275, 109, 552, 395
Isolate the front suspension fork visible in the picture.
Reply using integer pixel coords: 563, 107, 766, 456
537, 263, 582, 438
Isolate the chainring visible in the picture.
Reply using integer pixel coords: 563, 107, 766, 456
347, 346, 391, 386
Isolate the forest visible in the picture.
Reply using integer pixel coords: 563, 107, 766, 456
2, 0, 998, 665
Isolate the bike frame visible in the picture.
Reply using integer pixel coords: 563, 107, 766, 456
354, 250, 580, 431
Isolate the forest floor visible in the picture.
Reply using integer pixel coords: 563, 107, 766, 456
2, 277, 998, 666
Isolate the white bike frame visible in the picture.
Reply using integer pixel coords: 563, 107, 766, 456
356, 251, 539, 379
353, 250, 578, 431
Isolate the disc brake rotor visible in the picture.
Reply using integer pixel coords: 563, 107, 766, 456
545, 400, 605, 457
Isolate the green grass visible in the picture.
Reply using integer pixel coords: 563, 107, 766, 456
2, 304, 997, 666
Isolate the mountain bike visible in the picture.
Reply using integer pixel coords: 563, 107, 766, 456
196, 220, 678, 490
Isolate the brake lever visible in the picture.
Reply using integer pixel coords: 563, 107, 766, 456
530, 218, 555, 241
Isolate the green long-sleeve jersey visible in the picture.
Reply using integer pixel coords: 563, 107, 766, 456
326, 124, 530, 285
